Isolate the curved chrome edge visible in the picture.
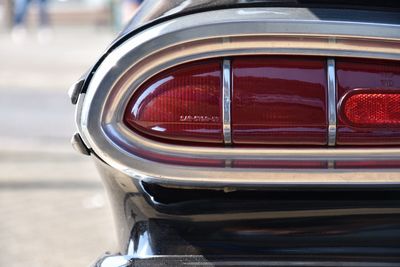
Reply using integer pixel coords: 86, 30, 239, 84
327, 58, 337, 146
78, 7, 400, 185
139, 169, 400, 187
91, 253, 132, 267
222, 59, 232, 145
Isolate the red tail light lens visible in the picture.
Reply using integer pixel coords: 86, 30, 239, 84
231, 57, 328, 145
124, 60, 223, 144
341, 90, 400, 127
124, 57, 400, 150
337, 59, 400, 145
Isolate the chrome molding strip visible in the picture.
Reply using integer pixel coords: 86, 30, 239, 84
78, 8, 400, 185
222, 59, 232, 145
327, 58, 337, 146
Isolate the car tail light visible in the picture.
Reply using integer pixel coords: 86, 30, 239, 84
231, 57, 328, 145
124, 60, 223, 144
124, 57, 400, 149
336, 59, 400, 145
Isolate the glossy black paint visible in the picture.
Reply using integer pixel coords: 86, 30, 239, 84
94, 157, 400, 265
125, 0, 400, 37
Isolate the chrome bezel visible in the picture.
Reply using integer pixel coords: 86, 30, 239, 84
78, 8, 400, 185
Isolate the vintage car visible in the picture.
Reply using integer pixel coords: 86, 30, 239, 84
69, 0, 400, 266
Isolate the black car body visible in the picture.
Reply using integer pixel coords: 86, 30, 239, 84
70, 1, 400, 266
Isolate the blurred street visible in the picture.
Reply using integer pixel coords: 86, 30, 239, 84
0, 26, 116, 267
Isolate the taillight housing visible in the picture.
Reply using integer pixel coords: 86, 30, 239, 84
123, 57, 400, 148
336, 59, 400, 145
124, 60, 223, 144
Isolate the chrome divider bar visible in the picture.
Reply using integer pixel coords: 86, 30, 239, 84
222, 59, 232, 145
327, 58, 337, 146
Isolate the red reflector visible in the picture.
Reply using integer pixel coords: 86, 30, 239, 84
341, 90, 400, 127
231, 57, 328, 145
124, 60, 223, 144
336, 59, 400, 145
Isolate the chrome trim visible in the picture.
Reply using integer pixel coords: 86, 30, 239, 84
222, 59, 232, 145
327, 161, 335, 169
77, 8, 400, 185
327, 58, 337, 146
92, 254, 132, 267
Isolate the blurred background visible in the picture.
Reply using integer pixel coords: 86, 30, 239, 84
0, 0, 143, 266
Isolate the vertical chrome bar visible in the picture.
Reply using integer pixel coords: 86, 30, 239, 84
222, 59, 232, 145
327, 58, 337, 146
327, 161, 335, 169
